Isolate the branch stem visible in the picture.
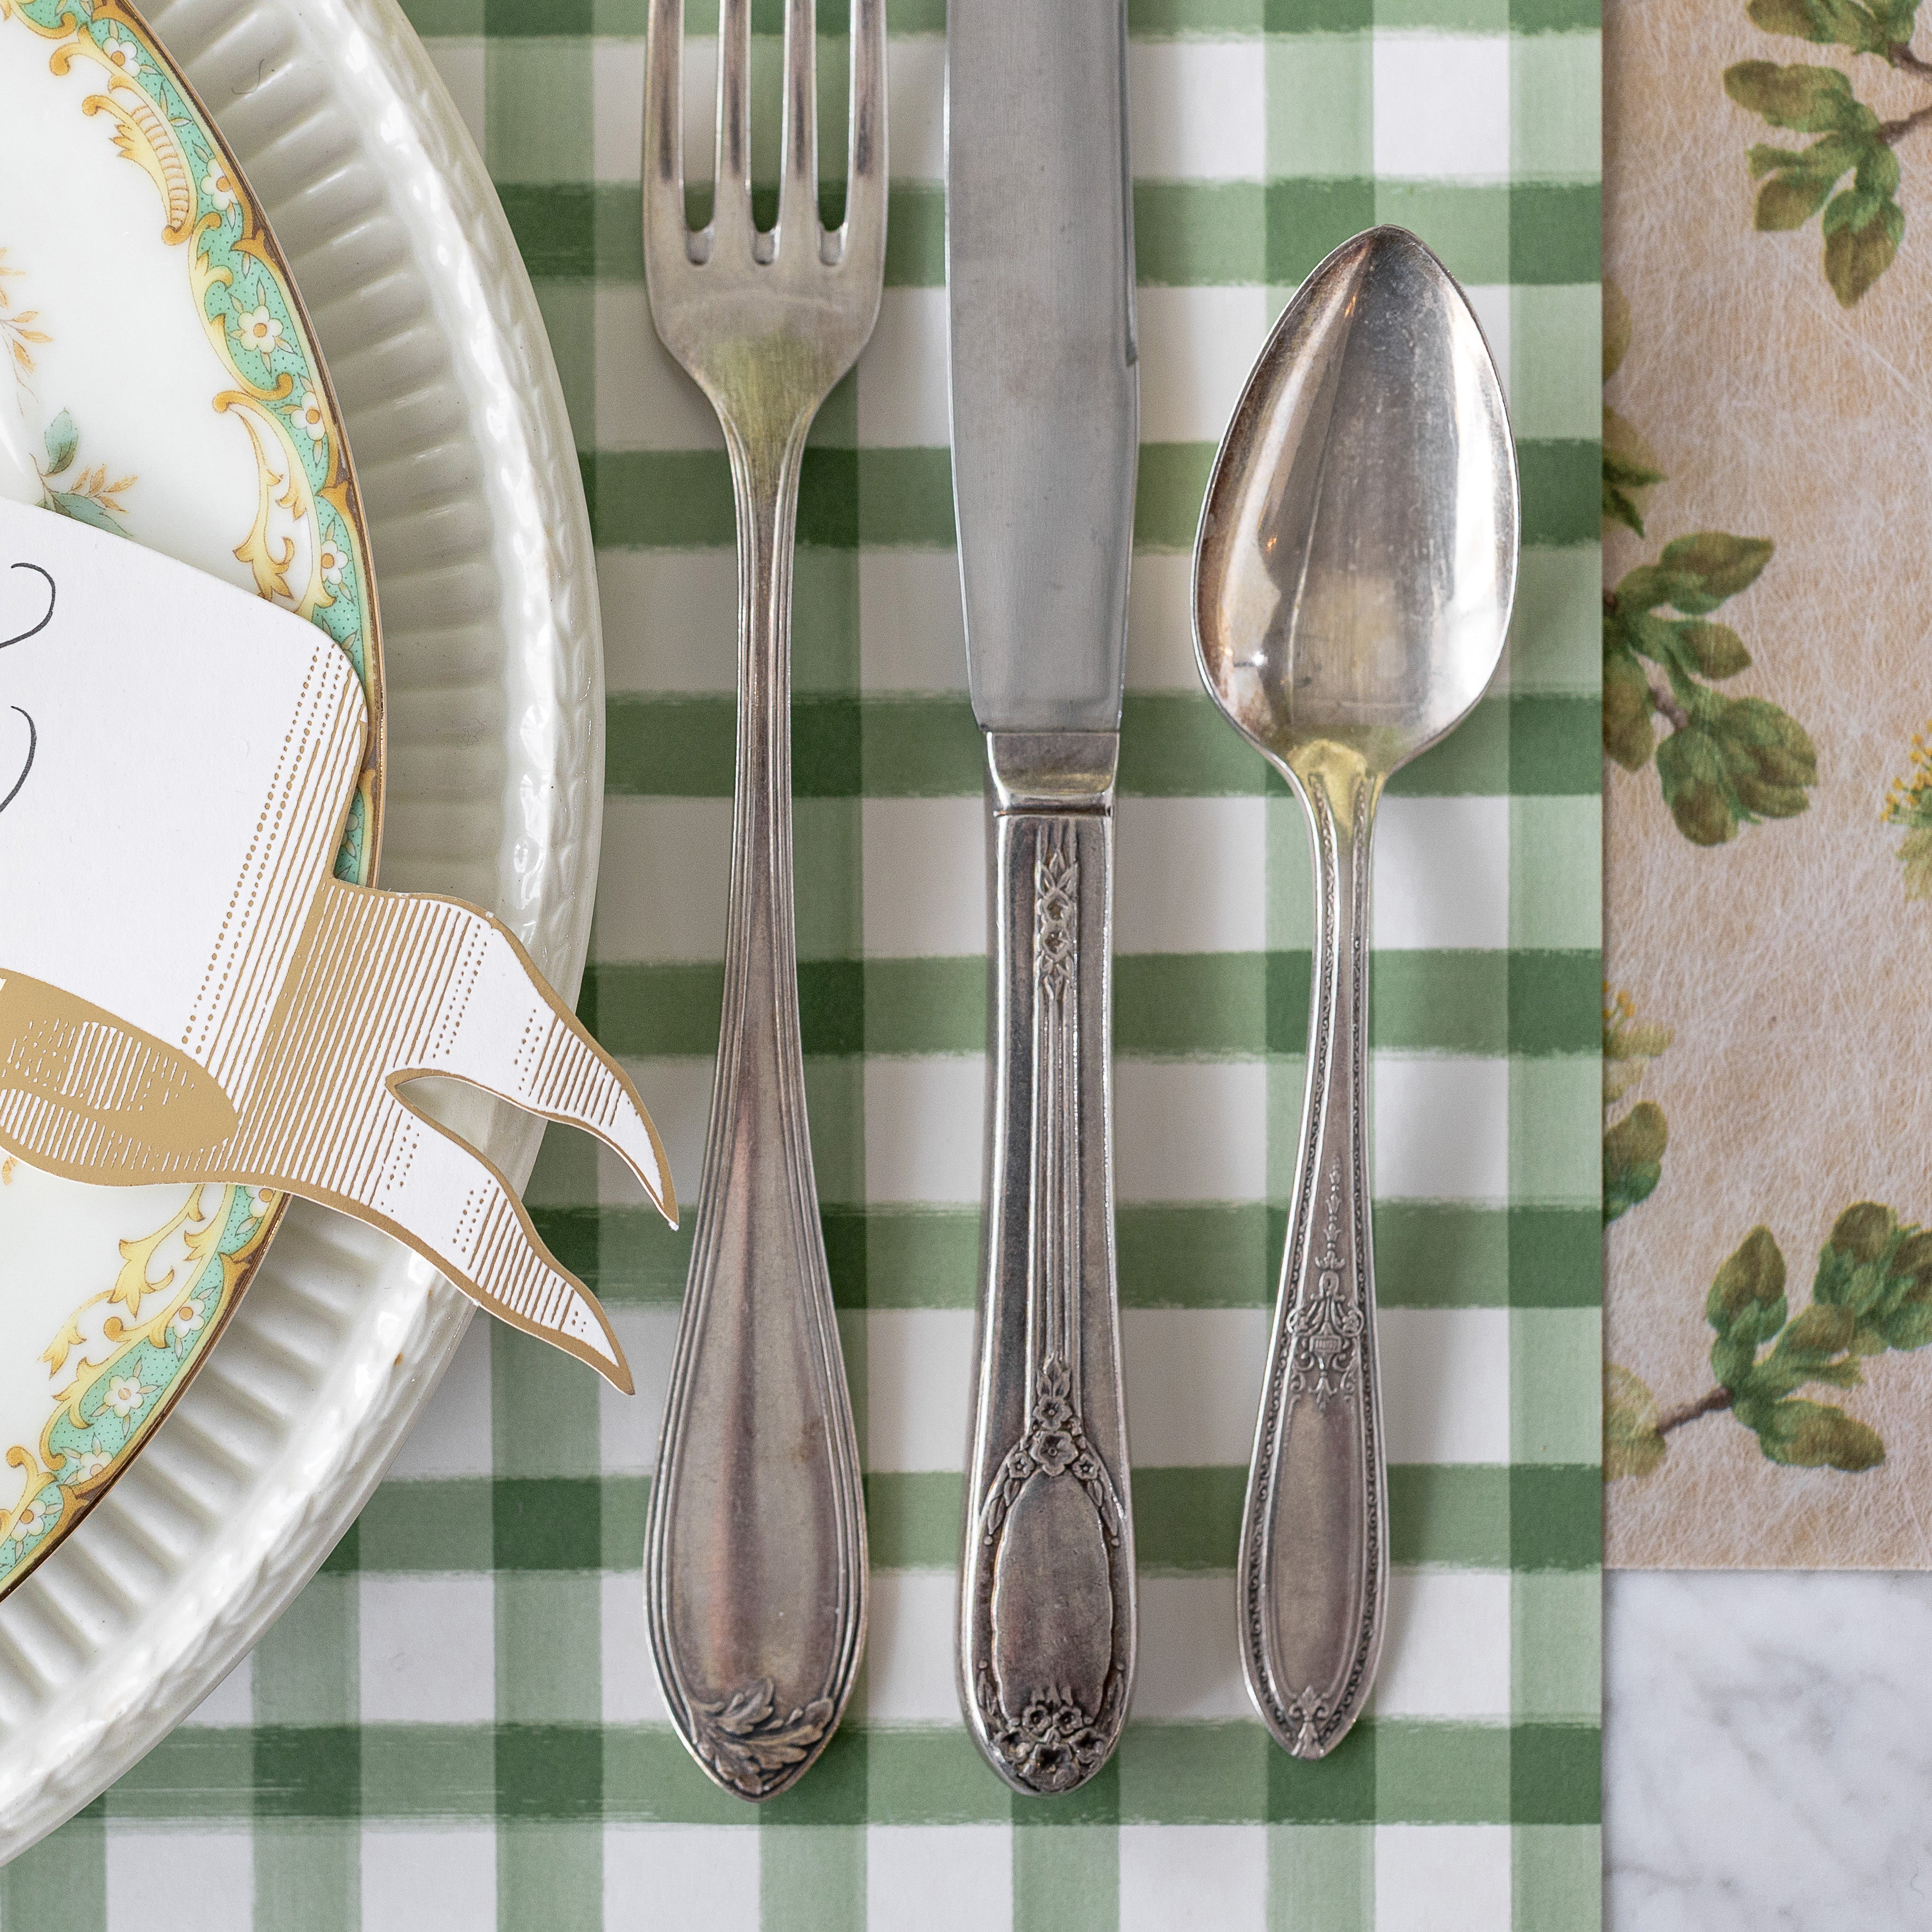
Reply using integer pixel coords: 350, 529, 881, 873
1880, 101, 1932, 145
1649, 679, 1690, 732
1888, 39, 1932, 77
1658, 1387, 1733, 1436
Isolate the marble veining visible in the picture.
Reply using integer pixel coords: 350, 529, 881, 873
1607, 1572, 1932, 1928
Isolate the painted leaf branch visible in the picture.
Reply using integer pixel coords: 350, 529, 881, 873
1604, 532, 1817, 845
0, 251, 48, 388
1883, 717, 1932, 895
36, 410, 133, 538
1726, 0, 1932, 306
1606, 1204, 1932, 1479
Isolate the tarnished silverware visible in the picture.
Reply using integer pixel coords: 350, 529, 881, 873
946, 0, 1139, 1794
1192, 228, 1517, 1759
640, 0, 885, 1801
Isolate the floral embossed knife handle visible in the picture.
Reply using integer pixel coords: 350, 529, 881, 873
959, 737, 1137, 1796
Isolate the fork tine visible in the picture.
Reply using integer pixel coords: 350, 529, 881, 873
777, 0, 819, 251
642, 0, 687, 268
714, 0, 756, 254
838, 0, 886, 275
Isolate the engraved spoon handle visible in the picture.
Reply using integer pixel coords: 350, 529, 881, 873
643, 424, 866, 1803
959, 735, 1137, 1796
1240, 748, 1388, 1760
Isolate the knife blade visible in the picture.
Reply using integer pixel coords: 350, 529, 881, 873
948, 0, 1138, 734
946, 0, 1140, 1797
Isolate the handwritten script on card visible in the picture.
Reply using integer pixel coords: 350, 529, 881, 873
0, 561, 52, 816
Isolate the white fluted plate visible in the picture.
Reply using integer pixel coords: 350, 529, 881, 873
0, 0, 602, 1855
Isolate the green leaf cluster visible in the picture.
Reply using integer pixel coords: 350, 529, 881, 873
1882, 727, 1932, 898
1604, 1364, 1667, 1479
1603, 991, 1672, 1223
1724, 59, 1906, 306
1604, 1102, 1667, 1223
1602, 280, 1665, 538
1747, 0, 1920, 59
1605, 533, 1817, 845
1704, 1205, 1932, 1470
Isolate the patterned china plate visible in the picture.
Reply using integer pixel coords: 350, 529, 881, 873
0, 0, 383, 1601
0, 0, 605, 1851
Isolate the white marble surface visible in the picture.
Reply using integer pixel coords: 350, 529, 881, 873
1606, 1571, 1932, 1928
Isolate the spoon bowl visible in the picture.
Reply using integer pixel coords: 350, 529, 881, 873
1195, 226, 1516, 781
1191, 226, 1516, 1760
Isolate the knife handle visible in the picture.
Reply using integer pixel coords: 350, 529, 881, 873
644, 433, 866, 1802
1240, 750, 1388, 1759
960, 732, 1136, 1796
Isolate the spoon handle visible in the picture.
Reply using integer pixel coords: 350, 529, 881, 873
960, 732, 1137, 1795
1242, 752, 1388, 1760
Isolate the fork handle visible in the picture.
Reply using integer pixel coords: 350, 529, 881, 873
1241, 747, 1388, 1759
960, 731, 1136, 1795
645, 425, 866, 1802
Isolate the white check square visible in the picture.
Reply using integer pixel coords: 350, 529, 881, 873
1373, 798, 1510, 951
1122, 1308, 1267, 1468
362, 1828, 498, 1932
1134, 1575, 1251, 1719
858, 289, 951, 448
861, 550, 969, 694
1379, 1308, 1513, 1465
597, 798, 731, 964
865, 1059, 986, 1204
1128, 41, 1266, 180
862, 798, 986, 958
867, 1308, 976, 1474
1117, 1061, 1269, 1203
1372, 37, 1512, 182
359, 1573, 496, 1725
865, 1570, 960, 1721
1374, 1824, 1513, 1932
1135, 287, 1273, 445
105, 1827, 251, 1932
606, 1825, 760, 1930
1374, 1570, 1513, 1718
869, 1825, 1013, 1931
1120, 1824, 1266, 1930
1117, 797, 1267, 956
600, 1571, 671, 1725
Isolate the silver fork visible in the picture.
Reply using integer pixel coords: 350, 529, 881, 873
639, 0, 885, 1802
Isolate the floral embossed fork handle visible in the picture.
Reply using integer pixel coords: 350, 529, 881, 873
639, 0, 884, 1800
1193, 229, 1517, 1759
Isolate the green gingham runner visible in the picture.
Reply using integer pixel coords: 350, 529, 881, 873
0, 0, 1602, 1922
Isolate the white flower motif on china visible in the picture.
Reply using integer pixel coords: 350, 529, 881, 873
11, 1496, 51, 1543
295, 388, 328, 441
201, 166, 238, 213
70, 1451, 111, 1483
234, 303, 283, 356
171, 1297, 207, 1343
318, 540, 346, 589
99, 29, 141, 76
105, 1376, 146, 1422
246, 1187, 274, 1218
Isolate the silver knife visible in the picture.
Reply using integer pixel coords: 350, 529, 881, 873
946, 0, 1139, 1796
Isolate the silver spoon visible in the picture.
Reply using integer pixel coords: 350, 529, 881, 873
1192, 226, 1517, 1760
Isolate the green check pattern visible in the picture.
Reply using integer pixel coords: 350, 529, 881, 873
0, 0, 1602, 1924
